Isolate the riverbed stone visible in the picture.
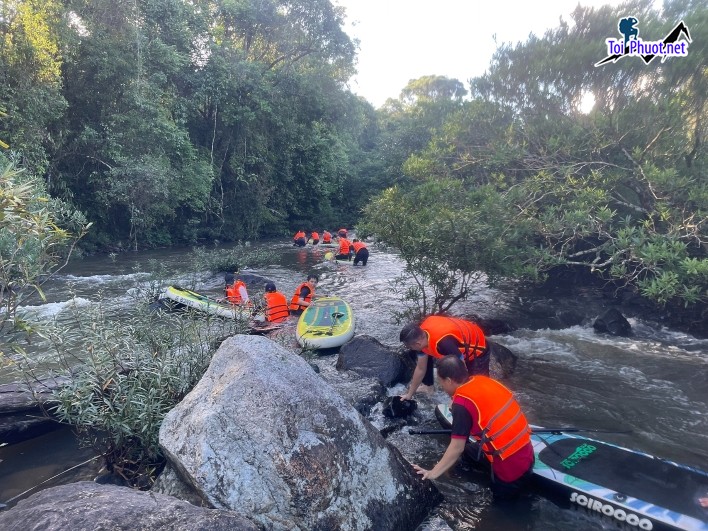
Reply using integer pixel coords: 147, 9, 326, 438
336, 334, 406, 386
487, 340, 518, 379
314, 362, 386, 416
159, 334, 440, 531
593, 308, 632, 336
0, 481, 257, 530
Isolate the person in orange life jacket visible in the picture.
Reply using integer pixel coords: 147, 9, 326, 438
399, 315, 489, 400
334, 236, 354, 261
289, 274, 318, 315
263, 282, 290, 323
223, 272, 250, 305
337, 228, 347, 238
351, 239, 369, 266
310, 231, 320, 245
413, 356, 534, 500
293, 230, 307, 247
322, 230, 332, 244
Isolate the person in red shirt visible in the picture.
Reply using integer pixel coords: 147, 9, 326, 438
288, 274, 318, 315
351, 239, 369, 266
334, 236, 353, 261
293, 230, 306, 247
399, 315, 488, 400
263, 282, 290, 322
412, 356, 534, 500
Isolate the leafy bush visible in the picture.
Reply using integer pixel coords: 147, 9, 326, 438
20, 292, 250, 488
0, 159, 89, 345
190, 245, 278, 273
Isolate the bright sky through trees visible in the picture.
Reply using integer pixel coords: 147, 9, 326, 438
334, 0, 651, 108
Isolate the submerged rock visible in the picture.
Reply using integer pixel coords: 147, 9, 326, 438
593, 308, 632, 337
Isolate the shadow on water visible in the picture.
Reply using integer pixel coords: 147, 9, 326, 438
1, 239, 706, 529
0, 426, 102, 507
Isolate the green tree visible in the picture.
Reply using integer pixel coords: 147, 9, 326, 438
359, 180, 536, 320
0, 158, 89, 347
365, 0, 706, 314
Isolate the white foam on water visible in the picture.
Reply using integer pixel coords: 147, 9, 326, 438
18, 297, 93, 320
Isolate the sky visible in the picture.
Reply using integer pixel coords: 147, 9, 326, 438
333, 0, 638, 108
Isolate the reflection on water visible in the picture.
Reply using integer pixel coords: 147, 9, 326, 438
1, 240, 706, 529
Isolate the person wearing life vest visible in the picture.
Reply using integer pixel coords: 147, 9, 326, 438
399, 315, 489, 400
293, 230, 307, 247
322, 230, 332, 244
310, 231, 320, 245
289, 273, 318, 314
224, 273, 250, 305
351, 239, 369, 266
263, 282, 290, 323
412, 356, 534, 499
337, 228, 348, 238
335, 236, 353, 261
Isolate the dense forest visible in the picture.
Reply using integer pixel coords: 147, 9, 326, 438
1, 0, 706, 313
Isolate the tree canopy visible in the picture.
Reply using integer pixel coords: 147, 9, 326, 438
0, 0, 705, 317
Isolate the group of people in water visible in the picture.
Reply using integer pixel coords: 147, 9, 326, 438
230, 230, 531, 500
293, 228, 370, 266
223, 272, 319, 324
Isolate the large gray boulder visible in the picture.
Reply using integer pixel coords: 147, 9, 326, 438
159, 334, 439, 531
336, 334, 406, 386
0, 481, 257, 531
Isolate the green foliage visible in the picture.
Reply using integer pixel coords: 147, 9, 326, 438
366, 0, 706, 310
189, 245, 278, 273
0, 160, 89, 343
359, 180, 537, 317
22, 289, 251, 487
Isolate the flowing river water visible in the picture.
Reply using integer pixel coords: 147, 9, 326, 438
0, 240, 706, 530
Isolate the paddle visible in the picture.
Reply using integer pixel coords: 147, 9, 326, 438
325, 311, 344, 336
409, 427, 633, 435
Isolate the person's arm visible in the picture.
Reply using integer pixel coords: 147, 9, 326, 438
295, 285, 312, 307
401, 355, 428, 400
413, 438, 467, 480
238, 285, 249, 303
413, 403, 472, 480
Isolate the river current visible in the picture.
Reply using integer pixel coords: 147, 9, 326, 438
1, 240, 706, 530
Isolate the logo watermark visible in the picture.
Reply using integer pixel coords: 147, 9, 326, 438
595, 17, 691, 67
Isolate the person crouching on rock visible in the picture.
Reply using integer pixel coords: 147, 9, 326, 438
412, 355, 534, 500
399, 315, 489, 400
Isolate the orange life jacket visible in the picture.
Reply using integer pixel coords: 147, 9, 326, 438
322, 231, 332, 243
311, 232, 319, 241
294, 231, 306, 240
420, 315, 487, 361
338, 238, 352, 255
264, 291, 290, 322
225, 280, 248, 304
454, 376, 531, 462
289, 282, 314, 311
352, 241, 367, 253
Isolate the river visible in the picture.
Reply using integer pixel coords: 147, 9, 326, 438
1, 240, 706, 530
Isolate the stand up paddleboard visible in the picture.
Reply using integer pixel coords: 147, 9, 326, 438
435, 404, 708, 531
157, 286, 267, 332
296, 296, 355, 349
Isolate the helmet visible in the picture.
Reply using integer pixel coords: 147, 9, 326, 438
265, 282, 276, 292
